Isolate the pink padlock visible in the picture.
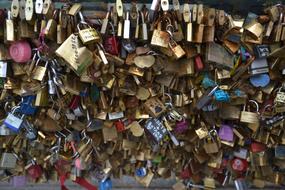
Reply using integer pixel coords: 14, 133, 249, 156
9, 40, 32, 63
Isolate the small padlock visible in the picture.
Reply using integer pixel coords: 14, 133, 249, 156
169, 39, 185, 59
218, 125, 233, 142
103, 22, 119, 56
141, 11, 148, 40
196, 86, 219, 110
32, 60, 48, 81
77, 21, 100, 45
240, 100, 260, 124
0, 152, 17, 169
203, 131, 220, 154
275, 87, 285, 104
4, 106, 25, 132
0, 61, 7, 78
45, 10, 58, 40
35, 0, 43, 14
123, 11, 131, 39
6, 11, 15, 42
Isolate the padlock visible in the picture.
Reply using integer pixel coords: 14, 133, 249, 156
32, 60, 48, 81
4, 106, 25, 132
0, 61, 7, 78
145, 118, 167, 143
169, 39, 185, 59
275, 12, 283, 42
22, 120, 38, 141
42, 0, 54, 19
203, 130, 220, 154
11, 0, 20, 18
274, 87, 285, 104
0, 152, 17, 169
44, 10, 58, 40
5, 11, 15, 42
240, 100, 260, 124
25, 0, 34, 22
196, 85, 219, 110
35, 0, 43, 14
151, 29, 169, 48
104, 22, 119, 56
218, 125, 233, 142
77, 21, 100, 45
9, 40, 32, 63
100, 10, 110, 34
19, 95, 37, 115
123, 11, 130, 39
141, 11, 148, 40
249, 58, 269, 75
214, 89, 230, 102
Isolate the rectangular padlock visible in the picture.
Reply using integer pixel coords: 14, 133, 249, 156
0, 152, 17, 169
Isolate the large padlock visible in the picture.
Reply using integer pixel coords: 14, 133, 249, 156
4, 106, 25, 132
240, 100, 260, 124
77, 21, 100, 45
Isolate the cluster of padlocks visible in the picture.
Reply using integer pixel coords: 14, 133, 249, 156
0, 0, 285, 189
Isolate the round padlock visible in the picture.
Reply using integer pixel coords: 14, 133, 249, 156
9, 40, 32, 63
231, 158, 248, 172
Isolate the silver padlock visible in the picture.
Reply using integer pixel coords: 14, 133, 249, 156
48, 71, 56, 95
0, 152, 17, 169
123, 11, 130, 39
0, 124, 16, 136
0, 61, 7, 78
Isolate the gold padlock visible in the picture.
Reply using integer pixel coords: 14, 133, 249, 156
77, 21, 100, 45
150, 29, 169, 48
240, 100, 260, 124
169, 39, 185, 59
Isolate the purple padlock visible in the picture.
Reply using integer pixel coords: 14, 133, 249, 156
174, 120, 188, 134
11, 176, 27, 188
218, 125, 234, 142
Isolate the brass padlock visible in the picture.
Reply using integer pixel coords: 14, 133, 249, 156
240, 100, 260, 124
77, 21, 100, 45
150, 29, 169, 48
45, 10, 58, 40
169, 39, 185, 59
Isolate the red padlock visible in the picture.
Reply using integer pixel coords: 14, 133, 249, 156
180, 167, 192, 179
250, 142, 266, 153
103, 23, 119, 55
69, 95, 81, 110
231, 158, 248, 172
27, 164, 43, 180
115, 120, 125, 132
194, 55, 204, 71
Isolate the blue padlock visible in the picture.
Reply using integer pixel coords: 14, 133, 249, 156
214, 90, 230, 102
90, 84, 100, 103
135, 167, 147, 177
99, 178, 112, 190
202, 76, 216, 88
19, 96, 37, 115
